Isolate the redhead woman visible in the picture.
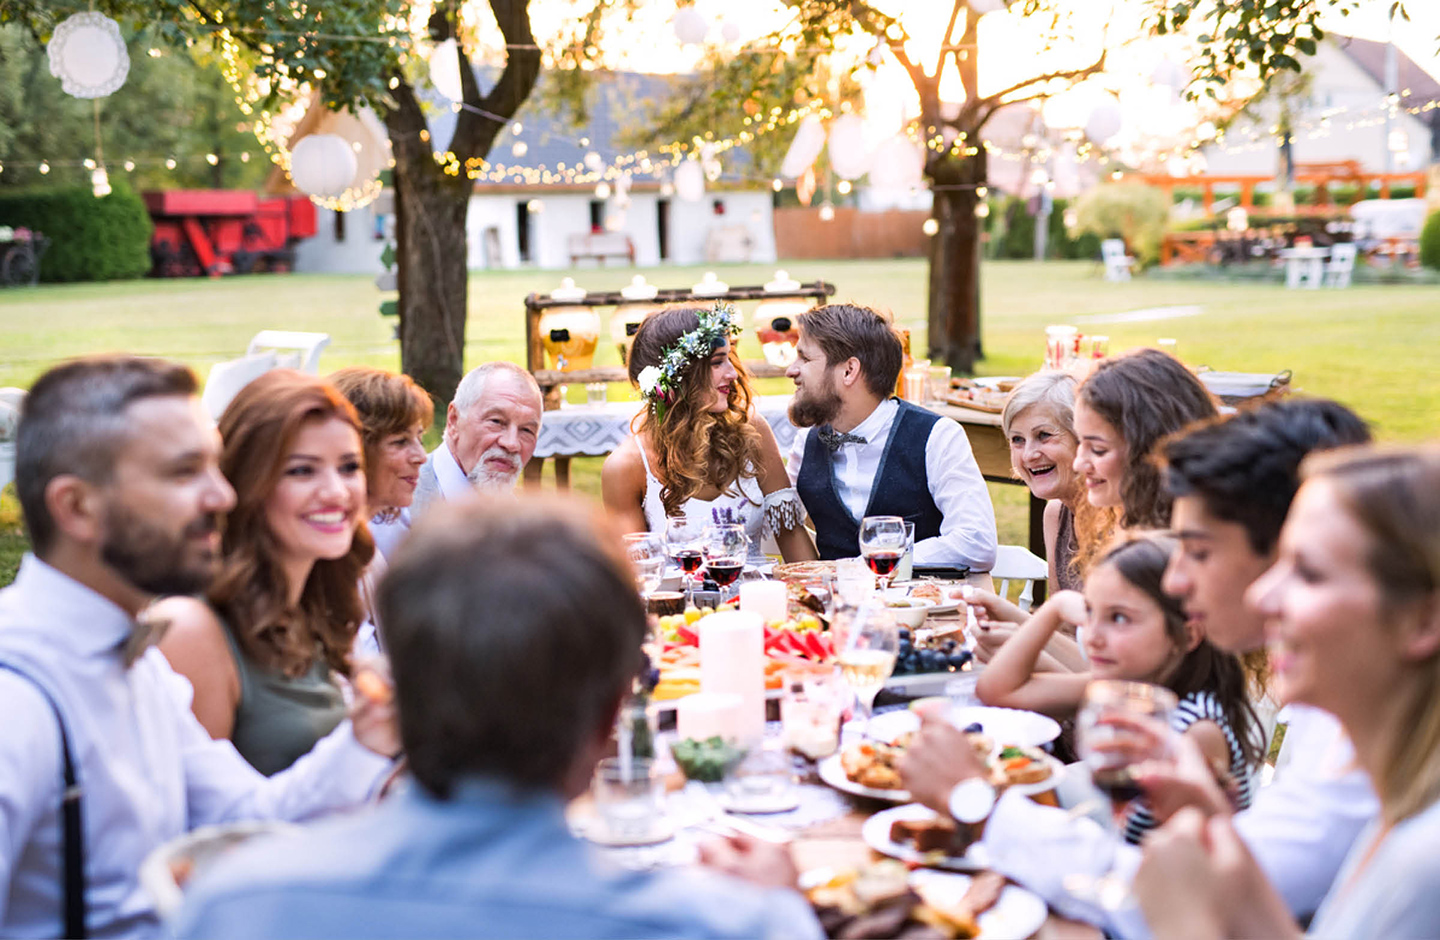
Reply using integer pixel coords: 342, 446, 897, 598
602, 304, 817, 564
1135, 446, 1440, 937
156, 371, 373, 775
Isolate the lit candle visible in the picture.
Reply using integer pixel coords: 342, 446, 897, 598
675, 692, 743, 742
699, 610, 766, 745
739, 581, 787, 624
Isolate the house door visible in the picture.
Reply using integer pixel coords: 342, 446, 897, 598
657, 198, 670, 261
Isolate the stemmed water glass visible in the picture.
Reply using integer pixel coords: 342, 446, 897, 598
623, 533, 665, 603
858, 515, 908, 593
664, 515, 706, 608
1066, 679, 1178, 909
834, 605, 899, 735
703, 523, 748, 604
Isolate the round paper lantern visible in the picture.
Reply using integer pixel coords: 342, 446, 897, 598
674, 158, 706, 202
673, 8, 709, 45
969, 0, 1007, 13
780, 116, 827, 179
868, 134, 925, 190
1084, 101, 1123, 144
721, 21, 742, 43
289, 134, 359, 200
428, 39, 464, 101
302, 107, 391, 211
827, 114, 873, 180
47, 12, 129, 99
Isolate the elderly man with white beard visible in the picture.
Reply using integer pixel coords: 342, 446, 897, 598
371, 362, 543, 556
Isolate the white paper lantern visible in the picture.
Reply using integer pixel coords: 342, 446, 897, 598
289, 134, 359, 199
867, 134, 925, 190
721, 21, 742, 43
584, 151, 604, 173
1151, 57, 1189, 90
780, 115, 827, 179
674, 158, 706, 202
47, 12, 129, 99
827, 114, 874, 180
428, 39, 464, 102
969, 0, 1007, 13
1084, 102, 1123, 144
673, 8, 709, 45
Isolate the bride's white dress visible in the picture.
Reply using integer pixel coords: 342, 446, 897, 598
636, 442, 803, 567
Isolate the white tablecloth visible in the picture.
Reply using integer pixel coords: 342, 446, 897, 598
535, 394, 800, 459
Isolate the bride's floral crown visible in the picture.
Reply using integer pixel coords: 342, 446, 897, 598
636, 301, 742, 421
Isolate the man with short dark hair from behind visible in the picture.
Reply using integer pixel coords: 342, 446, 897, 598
899, 397, 1378, 935
784, 303, 996, 570
0, 355, 397, 938
174, 495, 823, 939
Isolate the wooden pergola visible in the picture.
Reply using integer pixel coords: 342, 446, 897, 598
1139, 160, 1428, 213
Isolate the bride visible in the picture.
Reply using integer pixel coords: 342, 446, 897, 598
602, 303, 817, 565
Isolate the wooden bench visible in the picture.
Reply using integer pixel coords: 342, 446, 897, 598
567, 231, 634, 266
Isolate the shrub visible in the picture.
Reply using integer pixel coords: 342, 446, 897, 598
1421, 210, 1440, 271
1073, 182, 1170, 266
0, 183, 152, 282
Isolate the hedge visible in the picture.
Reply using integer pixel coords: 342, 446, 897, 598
0, 183, 152, 282
1421, 210, 1440, 272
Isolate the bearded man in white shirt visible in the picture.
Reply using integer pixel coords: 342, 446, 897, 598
899, 398, 1377, 936
372, 362, 542, 557
784, 304, 996, 571
0, 356, 397, 939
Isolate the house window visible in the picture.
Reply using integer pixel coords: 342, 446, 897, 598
516, 200, 532, 263
333, 209, 346, 243
589, 199, 605, 232
657, 198, 670, 261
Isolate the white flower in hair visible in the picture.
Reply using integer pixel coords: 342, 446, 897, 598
637, 366, 663, 396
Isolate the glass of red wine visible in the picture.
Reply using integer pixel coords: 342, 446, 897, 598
1068, 679, 1178, 909
703, 523, 748, 604
665, 515, 706, 608
858, 515, 908, 593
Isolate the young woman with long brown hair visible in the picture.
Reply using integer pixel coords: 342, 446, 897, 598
602, 304, 816, 564
156, 370, 373, 775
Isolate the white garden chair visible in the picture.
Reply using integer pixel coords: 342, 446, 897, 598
0, 387, 25, 495
245, 330, 331, 373
990, 544, 1050, 612
1324, 243, 1357, 289
1100, 239, 1134, 282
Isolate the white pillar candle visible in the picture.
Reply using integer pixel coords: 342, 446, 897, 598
675, 692, 744, 742
739, 581, 788, 623
699, 610, 766, 745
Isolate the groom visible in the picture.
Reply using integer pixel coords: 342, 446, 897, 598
784, 303, 996, 570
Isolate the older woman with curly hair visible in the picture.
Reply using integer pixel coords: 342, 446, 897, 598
156, 370, 374, 775
602, 304, 816, 565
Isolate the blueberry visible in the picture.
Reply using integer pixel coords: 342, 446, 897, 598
898, 640, 914, 657
920, 650, 943, 672
898, 628, 912, 642
963, 722, 984, 734
947, 653, 971, 670
942, 638, 958, 652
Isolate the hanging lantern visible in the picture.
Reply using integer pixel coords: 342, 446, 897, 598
818, 202, 836, 222
753, 271, 808, 367
294, 107, 391, 211
868, 134, 925, 190
1084, 101, 1123, 144
538, 278, 601, 373
47, 12, 129, 99
673, 8, 709, 45
969, 0, 1007, 13
674, 158, 706, 202
781, 116, 827, 179
827, 114, 874, 180
611, 275, 660, 365
289, 134, 359, 200
91, 166, 111, 198
428, 39, 464, 101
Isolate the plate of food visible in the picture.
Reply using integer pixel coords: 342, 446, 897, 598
888, 582, 961, 614
771, 560, 837, 583
139, 821, 298, 918
857, 705, 1061, 753
802, 860, 1044, 940
818, 738, 913, 802
861, 802, 987, 872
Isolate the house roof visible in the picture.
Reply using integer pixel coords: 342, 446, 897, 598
1332, 35, 1440, 117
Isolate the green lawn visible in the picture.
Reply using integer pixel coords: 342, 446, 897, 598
2, 258, 1438, 582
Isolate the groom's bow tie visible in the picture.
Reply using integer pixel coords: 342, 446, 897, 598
817, 426, 867, 453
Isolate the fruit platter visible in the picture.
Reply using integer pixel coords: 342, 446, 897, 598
652, 605, 834, 702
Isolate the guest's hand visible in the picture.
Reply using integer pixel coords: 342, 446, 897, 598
1123, 718, 1231, 823
698, 832, 800, 891
963, 588, 1026, 625
898, 708, 989, 815
350, 659, 402, 759
972, 620, 1017, 663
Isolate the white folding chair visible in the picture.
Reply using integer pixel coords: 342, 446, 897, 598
0, 387, 25, 494
1100, 239, 1134, 282
245, 330, 331, 374
990, 544, 1050, 612
201, 351, 278, 423
1324, 243, 1357, 289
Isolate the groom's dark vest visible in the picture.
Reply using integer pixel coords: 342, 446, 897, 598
798, 399, 945, 560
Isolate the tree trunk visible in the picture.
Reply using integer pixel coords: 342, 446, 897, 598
925, 151, 986, 375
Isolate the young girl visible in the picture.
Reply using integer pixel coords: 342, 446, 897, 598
978, 532, 1262, 842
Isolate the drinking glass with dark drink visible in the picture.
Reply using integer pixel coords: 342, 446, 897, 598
858, 515, 908, 592
704, 523, 748, 603
665, 516, 706, 608
1067, 679, 1177, 909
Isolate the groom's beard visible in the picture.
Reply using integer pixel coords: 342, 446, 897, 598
788, 382, 843, 428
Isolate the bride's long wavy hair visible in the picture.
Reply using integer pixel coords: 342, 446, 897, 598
628, 307, 762, 517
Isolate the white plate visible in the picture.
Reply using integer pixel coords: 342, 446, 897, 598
972, 376, 1024, 391
887, 583, 960, 614
817, 753, 911, 803
910, 868, 1050, 940
851, 705, 1061, 752
861, 803, 986, 872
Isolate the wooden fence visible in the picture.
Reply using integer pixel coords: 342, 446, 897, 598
772, 207, 931, 259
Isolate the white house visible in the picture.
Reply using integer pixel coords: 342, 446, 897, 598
1201, 35, 1438, 177
294, 71, 776, 275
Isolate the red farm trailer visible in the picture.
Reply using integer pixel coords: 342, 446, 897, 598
144, 190, 317, 278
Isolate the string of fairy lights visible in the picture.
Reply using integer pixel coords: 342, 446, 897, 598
11, 9, 1437, 204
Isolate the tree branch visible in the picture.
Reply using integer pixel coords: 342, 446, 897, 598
937, 0, 962, 78
450, 0, 540, 160
979, 50, 1106, 108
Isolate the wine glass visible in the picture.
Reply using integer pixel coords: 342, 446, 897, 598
834, 606, 899, 735
623, 533, 665, 602
1067, 679, 1178, 909
858, 515, 908, 593
664, 516, 706, 608
704, 523, 748, 604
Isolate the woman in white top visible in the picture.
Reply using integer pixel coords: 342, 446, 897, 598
1135, 445, 1440, 938
602, 303, 816, 565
